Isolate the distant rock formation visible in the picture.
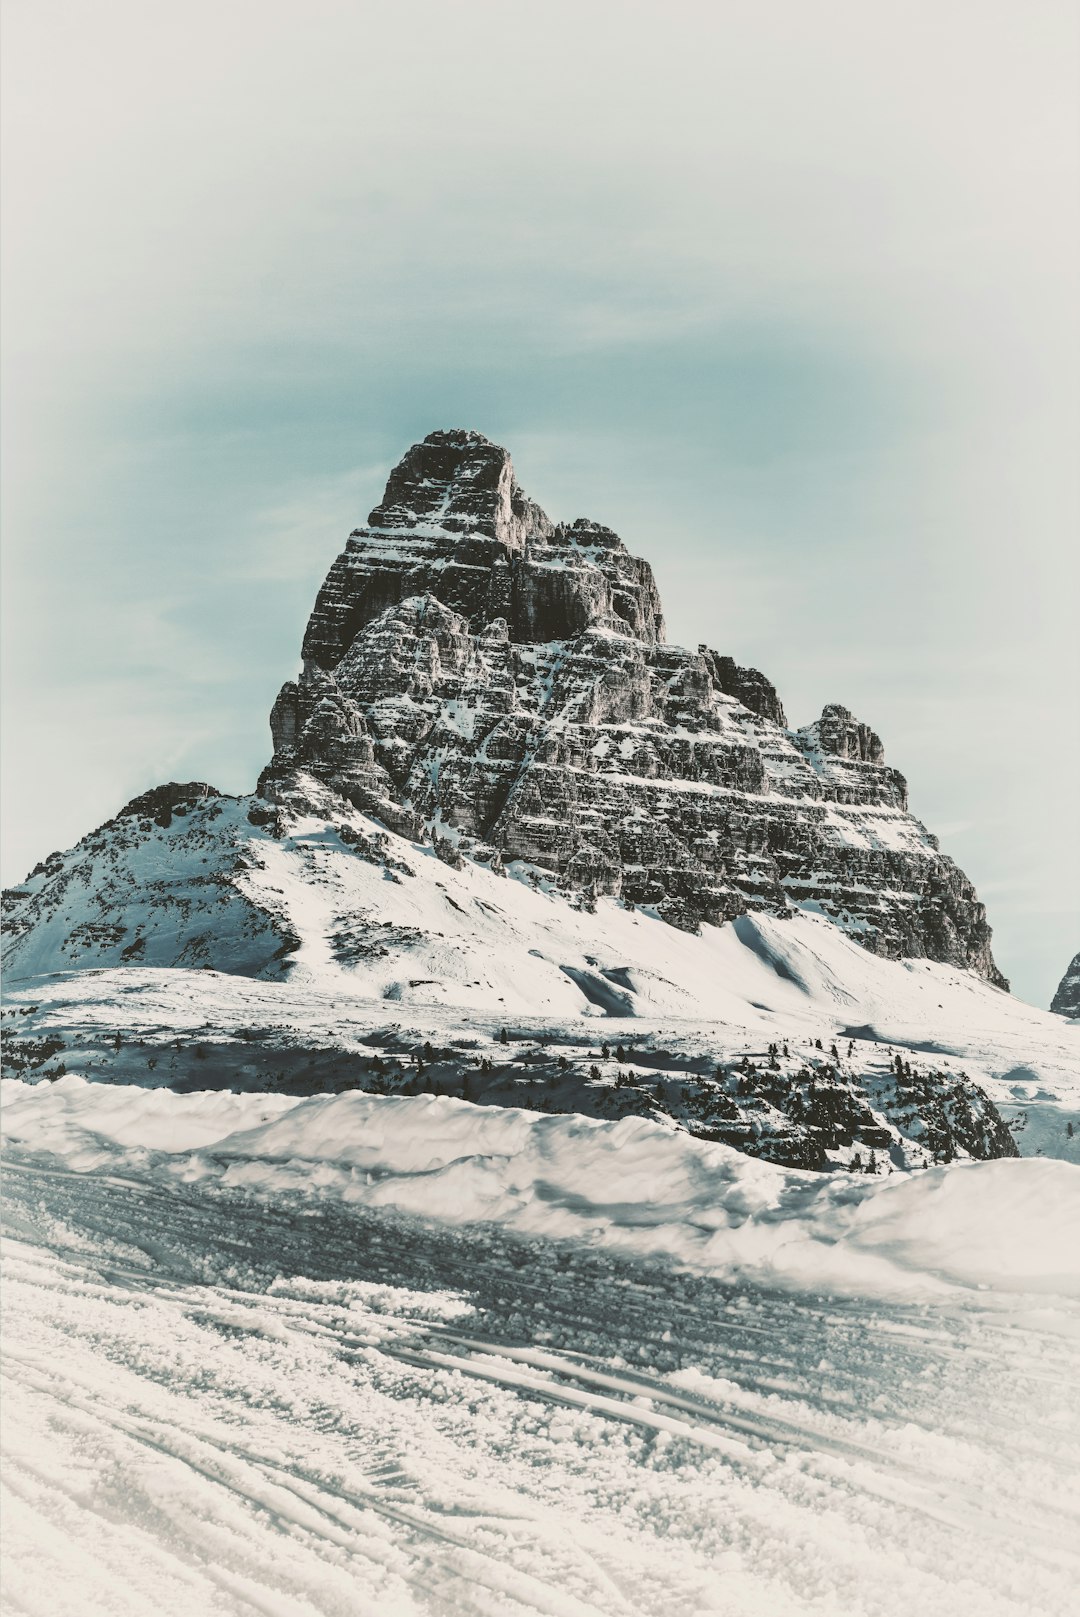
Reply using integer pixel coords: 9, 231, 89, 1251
263, 428, 1007, 983
1051, 953, 1080, 1017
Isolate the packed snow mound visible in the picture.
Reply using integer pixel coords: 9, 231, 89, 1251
5, 1076, 1079, 1298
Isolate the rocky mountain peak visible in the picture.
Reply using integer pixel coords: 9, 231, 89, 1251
365, 428, 553, 551
301, 430, 665, 668
798, 704, 885, 764
0, 427, 1009, 994
1051, 953, 1080, 1017
266, 428, 1007, 984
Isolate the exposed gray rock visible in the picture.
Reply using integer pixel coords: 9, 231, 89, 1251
266, 429, 1007, 985
797, 703, 884, 764
112, 781, 222, 829
1051, 953, 1080, 1017
264, 665, 418, 837
301, 429, 665, 668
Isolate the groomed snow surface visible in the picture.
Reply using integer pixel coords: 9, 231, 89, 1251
4, 1077, 1080, 1616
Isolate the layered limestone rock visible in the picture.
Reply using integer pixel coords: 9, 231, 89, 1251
1051, 953, 1080, 1018
264, 428, 1007, 985
301, 430, 665, 668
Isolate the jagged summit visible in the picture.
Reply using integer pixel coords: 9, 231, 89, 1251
797, 704, 885, 767
302, 430, 665, 667
4, 428, 1007, 988
365, 429, 553, 548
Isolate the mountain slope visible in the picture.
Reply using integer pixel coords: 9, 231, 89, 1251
3, 777, 1077, 1165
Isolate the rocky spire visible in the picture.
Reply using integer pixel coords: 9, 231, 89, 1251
797, 704, 885, 765
366, 429, 552, 549
263, 427, 1008, 986
1051, 953, 1080, 1017
300, 429, 665, 668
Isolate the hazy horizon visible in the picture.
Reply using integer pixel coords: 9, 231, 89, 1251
3, 0, 1077, 1007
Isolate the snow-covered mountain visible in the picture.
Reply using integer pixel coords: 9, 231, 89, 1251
5, 432, 1080, 1617
6, 428, 1004, 977
4, 429, 1076, 1169
265, 429, 1005, 977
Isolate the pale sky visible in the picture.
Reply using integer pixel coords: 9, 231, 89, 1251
3, 0, 1077, 1006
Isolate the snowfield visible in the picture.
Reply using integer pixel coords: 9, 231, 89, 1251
5, 810, 1080, 1612
3, 1076, 1080, 1616
5, 1077, 1079, 1297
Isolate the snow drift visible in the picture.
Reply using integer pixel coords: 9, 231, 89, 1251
5, 1075, 1078, 1299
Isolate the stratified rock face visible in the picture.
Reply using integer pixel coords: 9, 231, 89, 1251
1051, 954, 1080, 1017
301, 429, 665, 668
265, 428, 1007, 985
797, 704, 885, 765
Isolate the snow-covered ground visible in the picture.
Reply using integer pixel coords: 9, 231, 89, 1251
5, 808, 1079, 1611
6, 897, 1079, 1161
4, 1077, 1080, 1615
7, 792, 1078, 1156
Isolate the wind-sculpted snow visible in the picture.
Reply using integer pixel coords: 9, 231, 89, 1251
3, 1083, 1080, 1615
4, 1076, 1078, 1295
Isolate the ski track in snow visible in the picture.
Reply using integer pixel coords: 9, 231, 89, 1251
3, 1153, 1080, 1617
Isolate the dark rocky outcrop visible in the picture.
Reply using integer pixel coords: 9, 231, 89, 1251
264, 428, 1007, 985
114, 782, 222, 828
1051, 953, 1080, 1018
0, 1011, 1018, 1171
